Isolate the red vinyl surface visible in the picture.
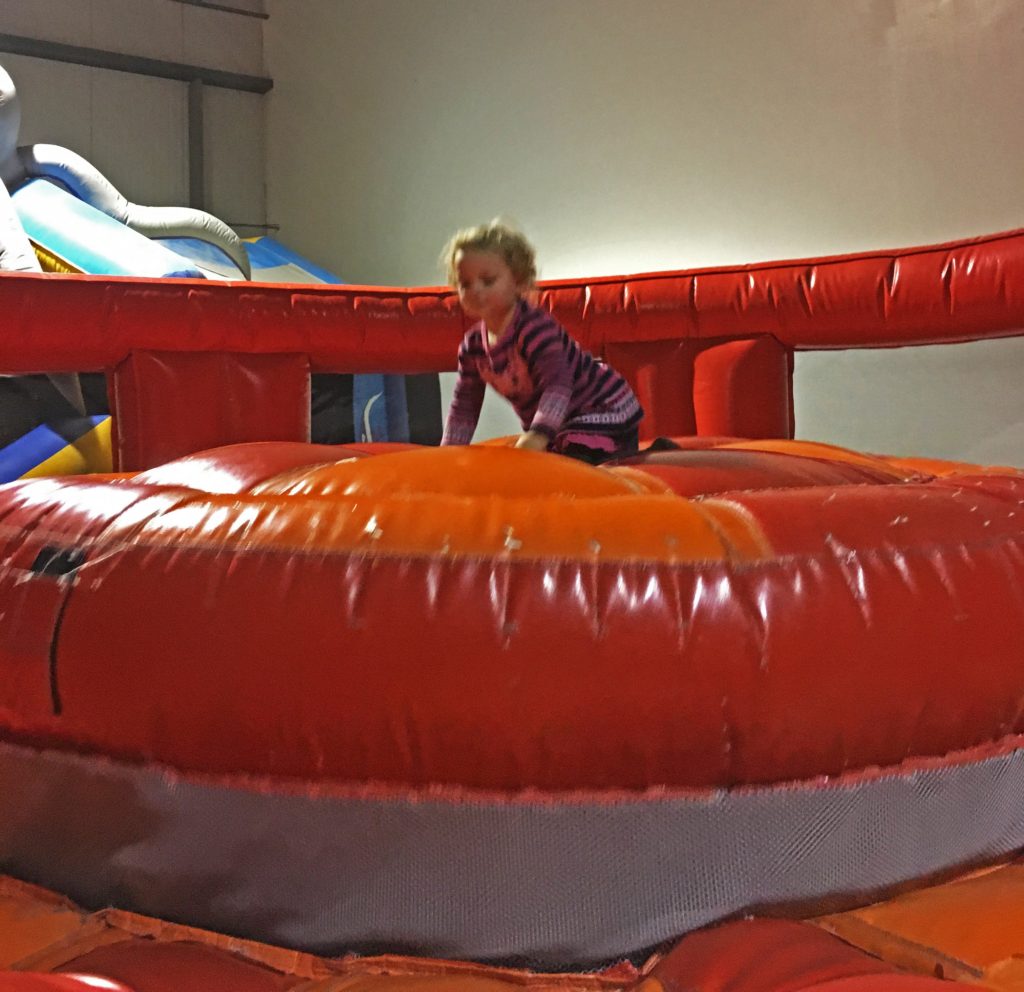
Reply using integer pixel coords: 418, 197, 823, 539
0, 440, 1021, 791
1, 229, 1023, 372
0, 977, 135, 991
2, 228, 1024, 451
646, 919, 956, 992
110, 350, 312, 471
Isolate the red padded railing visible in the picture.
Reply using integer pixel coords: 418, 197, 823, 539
2, 227, 1023, 460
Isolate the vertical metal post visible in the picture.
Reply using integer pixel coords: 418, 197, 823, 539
188, 77, 205, 210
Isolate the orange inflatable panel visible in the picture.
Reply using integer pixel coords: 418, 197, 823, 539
816, 860, 1024, 991
1, 877, 993, 992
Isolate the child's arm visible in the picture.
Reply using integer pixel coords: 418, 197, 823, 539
440, 341, 486, 445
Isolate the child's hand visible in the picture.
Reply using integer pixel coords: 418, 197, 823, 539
514, 430, 549, 452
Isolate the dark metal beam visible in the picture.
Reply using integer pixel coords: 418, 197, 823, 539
0, 32, 273, 93
168, 0, 269, 19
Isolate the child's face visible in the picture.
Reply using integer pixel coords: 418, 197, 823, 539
454, 249, 522, 329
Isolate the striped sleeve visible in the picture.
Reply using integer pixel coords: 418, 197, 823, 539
441, 335, 486, 446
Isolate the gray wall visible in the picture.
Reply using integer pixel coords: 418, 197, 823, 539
264, 0, 1024, 463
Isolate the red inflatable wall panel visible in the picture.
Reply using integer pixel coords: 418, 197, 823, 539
692, 337, 793, 438
603, 339, 699, 438
110, 350, 311, 471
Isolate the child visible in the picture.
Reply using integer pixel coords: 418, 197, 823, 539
439, 221, 643, 464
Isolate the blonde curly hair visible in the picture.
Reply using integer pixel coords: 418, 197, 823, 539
440, 219, 537, 288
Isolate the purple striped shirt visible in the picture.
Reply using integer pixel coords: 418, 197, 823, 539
441, 299, 643, 450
